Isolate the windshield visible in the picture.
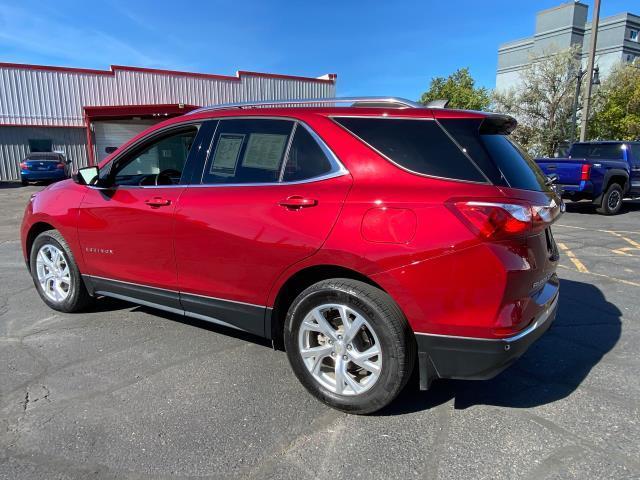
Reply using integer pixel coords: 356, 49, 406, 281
570, 143, 625, 160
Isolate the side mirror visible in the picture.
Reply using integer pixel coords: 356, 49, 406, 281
72, 166, 99, 186
545, 174, 559, 186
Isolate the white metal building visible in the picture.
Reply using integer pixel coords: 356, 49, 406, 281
0, 63, 337, 181
496, 2, 640, 92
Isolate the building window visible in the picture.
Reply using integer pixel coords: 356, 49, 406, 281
630, 29, 638, 41
28, 139, 53, 152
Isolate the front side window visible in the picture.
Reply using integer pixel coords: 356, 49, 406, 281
334, 117, 486, 182
110, 127, 197, 186
630, 144, 640, 163
201, 119, 294, 184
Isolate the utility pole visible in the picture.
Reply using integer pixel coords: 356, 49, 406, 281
579, 0, 601, 141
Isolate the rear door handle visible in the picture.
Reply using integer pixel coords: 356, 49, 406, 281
278, 195, 318, 210
145, 197, 172, 208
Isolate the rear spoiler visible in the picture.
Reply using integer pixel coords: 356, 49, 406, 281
479, 114, 517, 135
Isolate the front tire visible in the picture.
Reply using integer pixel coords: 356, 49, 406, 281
30, 230, 93, 312
284, 279, 415, 414
596, 183, 623, 215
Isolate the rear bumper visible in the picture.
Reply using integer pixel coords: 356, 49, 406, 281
416, 290, 558, 388
21, 170, 67, 181
559, 181, 594, 198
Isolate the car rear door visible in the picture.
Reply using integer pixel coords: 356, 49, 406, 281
77, 123, 207, 308
173, 118, 352, 336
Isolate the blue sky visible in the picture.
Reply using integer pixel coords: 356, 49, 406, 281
0, 0, 634, 99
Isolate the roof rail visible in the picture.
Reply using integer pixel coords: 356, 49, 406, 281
423, 99, 449, 108
187, 96, 424, 115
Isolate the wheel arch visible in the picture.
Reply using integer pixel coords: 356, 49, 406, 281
604, 169, 629, 193
25, 221, 56, 267
269, 264, 385, 349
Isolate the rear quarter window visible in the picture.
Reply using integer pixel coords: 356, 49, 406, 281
334, 117, 487, 182
439, 118, 549, 192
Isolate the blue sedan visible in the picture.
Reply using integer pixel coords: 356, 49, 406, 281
20, 152, 71, 186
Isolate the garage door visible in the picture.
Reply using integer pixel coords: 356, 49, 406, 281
93, 120, 157, 163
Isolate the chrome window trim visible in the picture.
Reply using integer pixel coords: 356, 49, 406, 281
89, 116, 349, 190
193, 116, 349, 187
330, 115, 492, 186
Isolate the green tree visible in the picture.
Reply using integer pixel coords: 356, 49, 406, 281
492, 46, 581, 157
419, 68, 490, 110
589, 61, 640, 140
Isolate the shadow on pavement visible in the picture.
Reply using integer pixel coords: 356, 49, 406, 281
83, 278, 620, 416
381, 278, 622, 415
564, 199, 640, 215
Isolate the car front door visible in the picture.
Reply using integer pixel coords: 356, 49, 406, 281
629, 143, 640, 195
77, 123, 206, 308
173, 118, 352, 336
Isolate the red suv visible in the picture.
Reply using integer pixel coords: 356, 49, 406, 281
21, 97, 562, 414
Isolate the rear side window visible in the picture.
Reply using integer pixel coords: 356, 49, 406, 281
334, 117, 486, 182
439, 118, 549, 192
569, 143, 625, 160
481, 135, 549, 191
282, 126, 333, 182
201, 119, 294, 184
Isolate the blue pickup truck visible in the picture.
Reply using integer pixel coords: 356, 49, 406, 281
536, 141, 640, 215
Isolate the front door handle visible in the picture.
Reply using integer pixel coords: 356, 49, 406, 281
145, 197, 172, 208
278, 195, 318, 210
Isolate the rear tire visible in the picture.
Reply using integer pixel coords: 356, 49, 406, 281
21, 178, 28, 186
284, 278, 415, 414
30, 230, 93, 313
596, 183, 623, 215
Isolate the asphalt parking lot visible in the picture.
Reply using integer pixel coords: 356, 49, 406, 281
1, 183, 639, 480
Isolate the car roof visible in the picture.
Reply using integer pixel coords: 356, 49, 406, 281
183, 96, 505, 122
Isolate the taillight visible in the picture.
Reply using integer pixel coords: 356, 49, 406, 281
56, 162, 65, 169
451, 201, 560, 240
580, 164, 591, 181
20, 162, 28, 170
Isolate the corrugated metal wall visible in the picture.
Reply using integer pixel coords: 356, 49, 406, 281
0, 67, 336, 127
0, 65, 336, 180
0, 126, 87, 180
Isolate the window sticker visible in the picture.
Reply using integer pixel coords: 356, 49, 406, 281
210, 134, 245, 176
242, 133, 288, 171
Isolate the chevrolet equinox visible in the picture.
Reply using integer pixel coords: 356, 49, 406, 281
21, 97, 562, 414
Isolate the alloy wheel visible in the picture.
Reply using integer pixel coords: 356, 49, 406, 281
298, 303, 382, 396
608, 190, 621, 210
36, 244, 71, 303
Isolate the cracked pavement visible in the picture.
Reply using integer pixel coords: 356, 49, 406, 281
1, 184, 639, 479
